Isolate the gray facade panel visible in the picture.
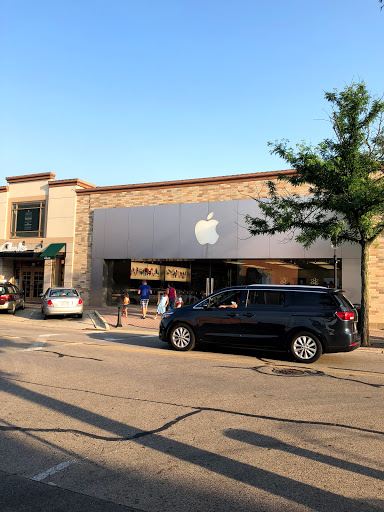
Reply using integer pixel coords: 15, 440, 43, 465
237, 199, 270, 258
153, 204, 181, 259
128, 206, 155, 259
179, 202, 209, 259
206, 200, 238, 259
104, 208, 129, 259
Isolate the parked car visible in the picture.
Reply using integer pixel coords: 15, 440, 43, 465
0, 281, 25, 314
41, 287, 84, 319
159, 285, 360, 363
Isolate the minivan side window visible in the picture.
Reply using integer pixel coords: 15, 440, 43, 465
291, 292, 336, 308
201, 290, 242, 308
247, 290, 285, 307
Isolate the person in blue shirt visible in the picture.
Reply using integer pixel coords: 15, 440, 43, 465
138, 280, 152, 319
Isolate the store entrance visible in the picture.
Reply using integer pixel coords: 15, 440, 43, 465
20, 267, 44, 302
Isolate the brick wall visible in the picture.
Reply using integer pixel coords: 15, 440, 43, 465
367, 238, 384, 328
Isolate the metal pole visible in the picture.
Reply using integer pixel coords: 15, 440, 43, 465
116, 306, 123, 328
334, 246, 337, 288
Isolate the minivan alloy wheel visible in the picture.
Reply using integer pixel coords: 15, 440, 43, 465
291, 332, 322, 363
170, 324, 195, 351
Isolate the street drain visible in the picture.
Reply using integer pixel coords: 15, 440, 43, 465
254, 366, 324, 377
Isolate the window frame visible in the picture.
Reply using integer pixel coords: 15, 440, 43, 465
245, 289, 286, 308
10, 201, 46, 238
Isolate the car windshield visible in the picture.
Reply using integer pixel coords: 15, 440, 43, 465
49, 289, 79, 297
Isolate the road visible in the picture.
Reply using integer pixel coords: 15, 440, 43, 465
1, 314, 384, 511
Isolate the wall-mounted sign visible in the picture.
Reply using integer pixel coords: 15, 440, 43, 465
0, 241, 28, 252
165, 266, 188, 282
130, 262, 160, 280
16, 208, 40, 232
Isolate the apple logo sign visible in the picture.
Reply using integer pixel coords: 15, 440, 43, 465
195, 212, 219, 245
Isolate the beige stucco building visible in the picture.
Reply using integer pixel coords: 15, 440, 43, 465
0, 173, 93, 300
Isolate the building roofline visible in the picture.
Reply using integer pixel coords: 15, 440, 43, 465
0, 186, 9, 193
49, 179, 95, 189
6, 172, 56, 184
76, 169, 296, 195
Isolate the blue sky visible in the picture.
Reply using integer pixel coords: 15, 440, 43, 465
1, 0, 383, 187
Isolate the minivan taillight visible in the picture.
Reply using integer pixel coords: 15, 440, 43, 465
336, 311, 355, 321
0, 294, 10, 301
47, 299, 53, 307
78, 298, 83, 305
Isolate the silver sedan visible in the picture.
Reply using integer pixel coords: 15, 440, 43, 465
41, 287, 84, 319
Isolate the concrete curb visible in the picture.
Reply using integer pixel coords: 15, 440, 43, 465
90, 310, 110, 330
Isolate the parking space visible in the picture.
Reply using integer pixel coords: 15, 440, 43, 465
1, 304, 97, 330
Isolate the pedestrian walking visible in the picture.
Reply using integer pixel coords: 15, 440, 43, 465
176, 294, 183, 308
138, 280, 152, 319
122, 293, 130, 317
155, 292, 169, 320
166, 282, 176, 310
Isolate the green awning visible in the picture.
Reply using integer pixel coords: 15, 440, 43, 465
39, 243, 66, 260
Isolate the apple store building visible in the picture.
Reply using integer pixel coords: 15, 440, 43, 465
89, 198, 361, 306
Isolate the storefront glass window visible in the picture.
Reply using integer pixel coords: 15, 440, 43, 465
105, 258, 341, 306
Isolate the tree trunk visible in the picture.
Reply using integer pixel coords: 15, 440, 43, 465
360, 241, 370, 347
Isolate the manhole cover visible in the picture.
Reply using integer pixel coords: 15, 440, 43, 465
254, 366, 324, 377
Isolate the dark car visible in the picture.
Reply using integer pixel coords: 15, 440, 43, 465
0, 281, 25, 314
159, 285, 360, 363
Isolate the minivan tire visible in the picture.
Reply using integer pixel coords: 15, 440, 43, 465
8, 303, 16, 315
169, 323, 196, 351
290, 331, 322, 363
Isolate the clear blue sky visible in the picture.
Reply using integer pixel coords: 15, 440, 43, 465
1, 0, 383, 187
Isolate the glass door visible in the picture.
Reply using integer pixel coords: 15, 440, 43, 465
21, 268, 44, 302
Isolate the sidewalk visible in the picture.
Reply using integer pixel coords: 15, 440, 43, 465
90, 304, 160, 334
91, 305, 384, 348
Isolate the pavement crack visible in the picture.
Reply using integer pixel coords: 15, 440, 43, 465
39, 350, 103, 361
0, 410, 200, 442
3, 377, 384, 437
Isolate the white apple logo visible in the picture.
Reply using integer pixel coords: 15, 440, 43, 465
195, 212, 219, 245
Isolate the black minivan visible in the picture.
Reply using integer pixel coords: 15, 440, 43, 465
159, 285, 360, 363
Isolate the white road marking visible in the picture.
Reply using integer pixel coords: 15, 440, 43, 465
29, 311, 34, 319
38, 334, 60, 337
139, 335, 156, 338
24, 341, 46, 351
31, 459, 77, 482
104, 338, 123, 341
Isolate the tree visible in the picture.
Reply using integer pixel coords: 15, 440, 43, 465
245, 82, 384, 347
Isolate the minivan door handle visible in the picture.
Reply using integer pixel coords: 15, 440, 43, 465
243, 313, 253, 317
226, 312, 238, 317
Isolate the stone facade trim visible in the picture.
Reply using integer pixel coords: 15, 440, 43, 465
6, 172, 56, 183
49, 179, 95, 189
76, 169, 296, 195
0, 187, 9, 193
